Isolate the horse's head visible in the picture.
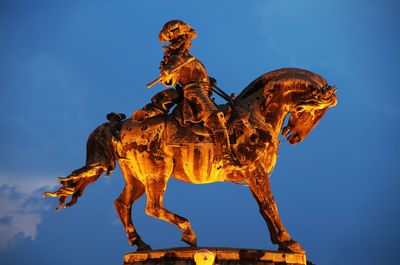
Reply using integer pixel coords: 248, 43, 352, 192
282, 84, 337, 145
237, 68, 337, 145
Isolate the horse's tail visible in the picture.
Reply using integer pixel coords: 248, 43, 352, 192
43, 113, 125, 211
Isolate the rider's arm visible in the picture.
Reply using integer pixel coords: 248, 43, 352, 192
160, 55, 183, 75
160, 55, 193, 87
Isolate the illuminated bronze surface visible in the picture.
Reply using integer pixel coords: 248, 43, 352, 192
124, 247, 307, 265
44, 21, 337, 254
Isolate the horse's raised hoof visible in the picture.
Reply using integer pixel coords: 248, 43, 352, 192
181, 231, 197, 247
278, 240, 305, 254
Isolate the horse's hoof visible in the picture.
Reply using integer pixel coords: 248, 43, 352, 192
278, 240, 305, 254
182, 231, 197, 247
136, 243, 152, 252
129, 233, 151, 251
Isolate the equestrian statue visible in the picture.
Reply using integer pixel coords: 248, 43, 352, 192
44, 20, 337, 254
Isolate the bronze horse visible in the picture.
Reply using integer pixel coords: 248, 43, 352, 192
44, 68, 337, 254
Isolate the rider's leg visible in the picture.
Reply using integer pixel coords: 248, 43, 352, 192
132, 88, 180, 122
204, 111, 239, 165
131, 103, 166, 122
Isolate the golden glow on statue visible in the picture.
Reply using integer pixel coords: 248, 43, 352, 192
194, 249, 215, 265
43, 20, 337, 254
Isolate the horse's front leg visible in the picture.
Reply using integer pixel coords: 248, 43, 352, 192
245, 166, 305, 254
144, 175, 197, 247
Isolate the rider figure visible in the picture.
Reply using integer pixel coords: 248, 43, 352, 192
132, 20, 238, 165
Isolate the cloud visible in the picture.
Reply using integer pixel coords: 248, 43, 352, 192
380, 102, 400, 116
361, 90, 400, 117
0, 177, 56, 250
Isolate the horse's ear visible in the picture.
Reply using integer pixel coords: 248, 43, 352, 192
286, 107, 329, 145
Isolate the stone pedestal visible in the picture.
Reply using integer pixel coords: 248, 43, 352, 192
124, 247, 309, 265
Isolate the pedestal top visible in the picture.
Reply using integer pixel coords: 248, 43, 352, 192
124, 247, 307, 265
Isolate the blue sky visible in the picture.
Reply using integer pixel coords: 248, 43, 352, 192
0, 0, 399, 264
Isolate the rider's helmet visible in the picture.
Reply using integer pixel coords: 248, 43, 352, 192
158, 20, 197, 44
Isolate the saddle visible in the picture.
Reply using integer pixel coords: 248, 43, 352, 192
131, 86, 251, 147
166, 102, 251, 146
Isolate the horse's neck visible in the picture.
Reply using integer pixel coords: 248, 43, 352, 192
267, 107, 290, 138
238, 92, 290, 138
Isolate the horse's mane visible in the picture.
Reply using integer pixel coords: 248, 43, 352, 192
237, 68, 328, 100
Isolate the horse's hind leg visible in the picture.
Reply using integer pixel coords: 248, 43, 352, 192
144, 176, 197, 246
115, 166, 151, 251
246, 166, 305, 254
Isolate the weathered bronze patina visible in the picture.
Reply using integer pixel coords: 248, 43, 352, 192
44, 20, 337, 254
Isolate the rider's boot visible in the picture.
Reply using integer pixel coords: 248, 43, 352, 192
205, 111, 242, 167
131, 103, 165, 122
132, 88, 180, 122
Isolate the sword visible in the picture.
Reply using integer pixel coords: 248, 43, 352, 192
212, 86, 231, 102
